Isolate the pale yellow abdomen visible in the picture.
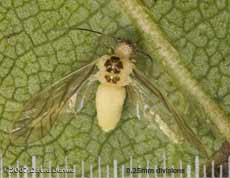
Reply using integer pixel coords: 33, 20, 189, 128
96, 84, 126, 132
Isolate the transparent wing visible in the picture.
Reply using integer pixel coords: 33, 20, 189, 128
10, 61, 97, 145
70, 75, 98, 113
127, 68, 208, 156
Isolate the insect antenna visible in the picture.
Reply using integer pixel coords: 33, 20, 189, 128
56, 26, 125, 55
135, 46, 161, 75
55, 26, 159, 65
136, 49, 154, 63
55, 26, 121, 42
68, 27, 104, 35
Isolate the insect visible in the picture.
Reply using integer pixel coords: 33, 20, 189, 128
10, 28, 207, 156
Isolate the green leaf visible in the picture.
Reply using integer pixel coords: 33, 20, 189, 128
0, 0, 229, 177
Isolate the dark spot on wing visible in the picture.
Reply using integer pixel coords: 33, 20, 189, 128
116, 61, 123, 69
104, 59, 112, 67
112, 76, 120, 84
104, 59, 113, 73
113, 67, 120, 74
111, 56, 120, 62
105, 75, 111, 82
104, 55, 123, 74
106, 66, 113, 72
104, 75, 120, 84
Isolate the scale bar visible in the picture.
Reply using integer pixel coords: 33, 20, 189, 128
0, 153, 229, 177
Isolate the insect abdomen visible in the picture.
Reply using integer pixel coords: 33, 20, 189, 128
96, 84, 126, 132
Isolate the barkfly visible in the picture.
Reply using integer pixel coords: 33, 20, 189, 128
10, 27, 207, 155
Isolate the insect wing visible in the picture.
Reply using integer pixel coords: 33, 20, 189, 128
72, 76, 98, 113
127, 68, 207, 156
10, 62, 97, 144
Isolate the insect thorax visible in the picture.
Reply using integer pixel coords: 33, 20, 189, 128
96, 54, 134, 87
